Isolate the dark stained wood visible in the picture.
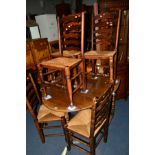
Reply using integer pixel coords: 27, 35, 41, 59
83, 9, 121, 84
116, 64, 129, 99
30, 38, 52, 64
100, 0, 129, 11
99, 0, 129, 99
43, 75, 112, 112
54, 12, 85, 58
62, 81, 113, 155
26, 73, 66, 144
56, 2, 71, 18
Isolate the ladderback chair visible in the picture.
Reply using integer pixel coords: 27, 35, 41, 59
51, 12, 85, 58
29, 38, 61, 84
109, 79, 120, 123
63, 84, 113, 155
26, 73, 66, 143
38, 57, 87, 110
83, 9, 121, 83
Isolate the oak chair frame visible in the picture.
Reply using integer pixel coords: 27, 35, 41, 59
26, 73, 66, 143
82, 8, 121, 83
38, 57, 87, 107
54, 11, 85, 58
63, 85, 114, 155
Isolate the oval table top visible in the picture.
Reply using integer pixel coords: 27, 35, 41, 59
43, 75, 113, 112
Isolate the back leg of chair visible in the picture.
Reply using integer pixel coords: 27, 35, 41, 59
61, 116, 71, 151
34, 121, 45, 143
90, 138, 95, 155
66, 132, 71, 151
92, 60, 95, 75
103, 122, 109, 143
64, 129, 71, 151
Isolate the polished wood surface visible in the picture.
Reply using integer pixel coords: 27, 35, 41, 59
26, 40, 36, 70
43, 76, 112, 112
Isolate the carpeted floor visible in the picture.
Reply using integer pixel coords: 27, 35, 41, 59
26, 99, 129, 155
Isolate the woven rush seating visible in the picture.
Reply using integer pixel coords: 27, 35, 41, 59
26, 73, 66, 144
38, 57, 87, 107
63, 84, 114, 155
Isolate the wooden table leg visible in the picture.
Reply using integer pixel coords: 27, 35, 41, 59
109, 56, 114, 83
38, 65, 47, 97
65, 66, 73, 105
80, 59, 87, 90
80, 59, 89, 94
92, 59, 96, 77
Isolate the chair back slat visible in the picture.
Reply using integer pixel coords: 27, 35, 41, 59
90, 85, 113, 136
92, 10, 121, 51
95, 101, 110, 130
58, 12, 85, 53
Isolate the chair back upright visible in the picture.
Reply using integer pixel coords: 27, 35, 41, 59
26, 73, 42, 119
92, 10, 121, 52
90, 85, 113, 137
57, 12, 85, 56
26, 73, 66, 144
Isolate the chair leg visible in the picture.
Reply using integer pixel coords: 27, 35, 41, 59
61, 117, 68, 142
66, 131, 71, 151
103, 125, 109, 143
90, 138, 95, 155
34, 121, 45, 143
61, 117, 71, 151
92, 60, 96, 77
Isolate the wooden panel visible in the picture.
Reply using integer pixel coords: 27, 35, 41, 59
119, 10, 129, 44
26, 40, 36, 70
31, 38, 51, 64
56, 3, 71, 18
117, 44, 128, 64
116, 65, 129, 99
100, 0, 129, 11
48, 40, 59, 53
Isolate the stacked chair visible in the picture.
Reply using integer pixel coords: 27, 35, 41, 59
37, 12, 87, 108
51, 12, 85, 58
82, 9, 121, 83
